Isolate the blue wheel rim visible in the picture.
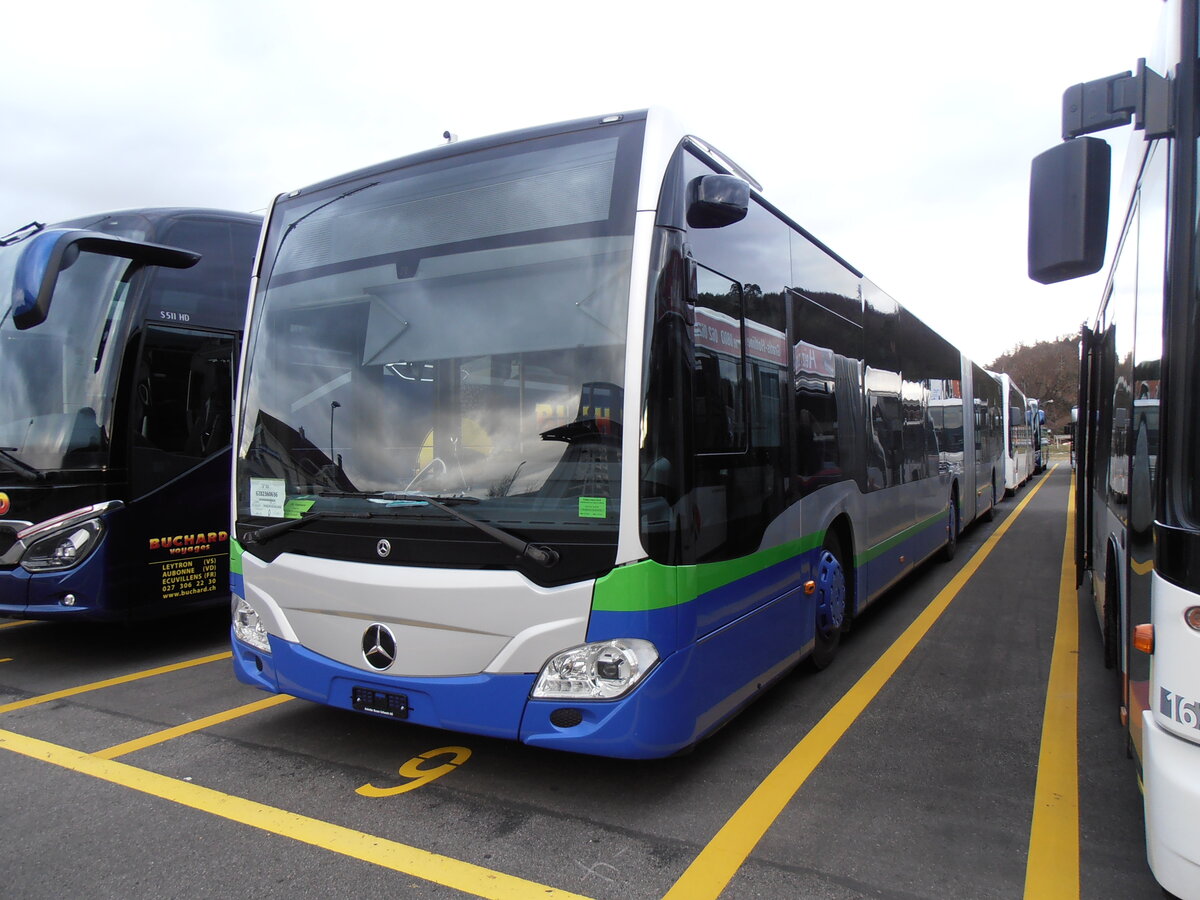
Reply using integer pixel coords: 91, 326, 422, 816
815, 549, 846, 638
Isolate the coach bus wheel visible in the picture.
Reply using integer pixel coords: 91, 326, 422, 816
809, 538, 847, 671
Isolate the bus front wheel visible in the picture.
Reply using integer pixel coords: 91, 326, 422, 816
809, 538, 847, 671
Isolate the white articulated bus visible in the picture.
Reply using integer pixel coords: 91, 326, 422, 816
230, 109, 1004, 759
1029, 0, 1200, 894
990, 371, 1034, 496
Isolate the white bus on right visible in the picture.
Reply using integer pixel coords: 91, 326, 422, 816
1029, 1, 1200, 896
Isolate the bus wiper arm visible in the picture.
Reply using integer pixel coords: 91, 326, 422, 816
318, 490, 480, 505
347, 490, 558, 568
246, 494, 560, 568
240, 510, 372, 546
0, 448, 44, 482
398, 493, 560, 568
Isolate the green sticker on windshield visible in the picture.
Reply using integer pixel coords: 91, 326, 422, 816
283, 498, 316, 519
578, 497, 607, 519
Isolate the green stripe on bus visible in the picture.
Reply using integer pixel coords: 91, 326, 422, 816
595, 504, 947, 613
230, 539, 243, 576
593, 532, 826, 613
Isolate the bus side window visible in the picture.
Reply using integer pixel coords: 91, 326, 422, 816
691, 265, 745, 453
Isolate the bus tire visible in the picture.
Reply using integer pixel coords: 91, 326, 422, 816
981, 478, 996, 522
1103, 555, 1120, 672
808, 537, 847, 671
939, 492, 959, 562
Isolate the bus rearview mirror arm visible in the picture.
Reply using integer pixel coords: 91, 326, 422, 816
12, 230, 201, 330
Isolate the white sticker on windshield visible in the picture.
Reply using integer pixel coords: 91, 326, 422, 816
250, 478, 286, 518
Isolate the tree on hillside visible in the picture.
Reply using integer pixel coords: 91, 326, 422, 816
988, 333, 1079, 431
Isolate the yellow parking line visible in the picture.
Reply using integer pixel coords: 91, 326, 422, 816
1023, 479, 1079, 897
0, 727, 592, 900
94, 694, 294, 760
0, 620, 35, 631
663, 466, 1058, 900
0, 652, 232, 715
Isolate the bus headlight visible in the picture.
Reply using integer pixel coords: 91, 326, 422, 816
232, 597, 271, 653
531, 639, 658, 700
20, 519, 105, 572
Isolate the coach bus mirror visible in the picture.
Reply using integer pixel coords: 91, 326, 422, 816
12, 229, 201, 330
687, 175, 749, 229
1028, 137, 1111, 285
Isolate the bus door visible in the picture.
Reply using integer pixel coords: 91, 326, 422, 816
127, 325, 238, 613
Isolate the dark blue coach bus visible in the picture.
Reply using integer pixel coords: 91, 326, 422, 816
0, 208, 260, 620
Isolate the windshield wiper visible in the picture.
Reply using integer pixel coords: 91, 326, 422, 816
386, 492, 560, 568
244, 492, 560, 568
318, 490, 480, 504
240, 510, 372, 546
315, 490, 560, 568
0, 448, 44, 483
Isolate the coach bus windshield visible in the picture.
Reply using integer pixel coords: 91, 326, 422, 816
0, 236, 140, 473
237, 122, 642, 539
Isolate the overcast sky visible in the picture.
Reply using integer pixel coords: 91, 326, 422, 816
1, 0, 1161, 366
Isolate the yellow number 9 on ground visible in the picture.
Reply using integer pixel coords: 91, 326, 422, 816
355, 746, 472, 797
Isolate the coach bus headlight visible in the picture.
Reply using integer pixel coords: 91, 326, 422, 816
232, 597, 271, 653
531, 639, 658, 700
20, 519, 105, 572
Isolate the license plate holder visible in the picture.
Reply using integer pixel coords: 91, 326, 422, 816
351, 686, 409, 718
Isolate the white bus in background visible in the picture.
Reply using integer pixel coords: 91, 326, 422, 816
991, 371, 1034, 495
1027, 398, 1048, 474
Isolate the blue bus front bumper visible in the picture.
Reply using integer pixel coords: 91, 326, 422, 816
232, 629, 728, 759
0, 544, 115, 620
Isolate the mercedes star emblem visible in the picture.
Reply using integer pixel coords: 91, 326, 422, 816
362, 624, 397, 670
376, 539, 392, 558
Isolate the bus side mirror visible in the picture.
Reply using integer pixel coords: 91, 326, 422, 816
687, 175, 749, 229
11, 229, 201, 330
1028, 137, 1111, 284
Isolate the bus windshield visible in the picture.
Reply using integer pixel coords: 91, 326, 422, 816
0, 240, 138, 473
237, 122, 642, 537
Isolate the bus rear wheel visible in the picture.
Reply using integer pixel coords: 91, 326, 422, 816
981, 477, 997, 522
809, 538, 847, 671
939, 497, 959, 562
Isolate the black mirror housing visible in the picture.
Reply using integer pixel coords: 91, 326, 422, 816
1028, 137, 1112, 285
687, 174, 750, 229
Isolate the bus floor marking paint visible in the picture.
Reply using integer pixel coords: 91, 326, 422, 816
0, 651, 232, 716
93, 694, 294, 760
356, 745, 472, 797
0, 727, 593, 900
662, 465, 1058, 900
1023, 478, 1079, 898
